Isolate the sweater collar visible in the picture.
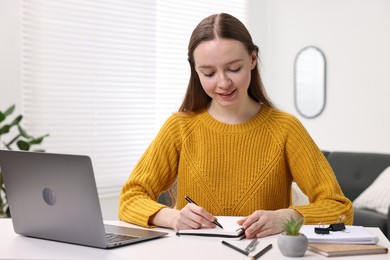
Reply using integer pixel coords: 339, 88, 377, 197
197, 105, 272, 134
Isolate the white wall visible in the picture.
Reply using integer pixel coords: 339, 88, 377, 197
0, 0, 21, 113
248, 0, 390, 153
100, 196, 120, 220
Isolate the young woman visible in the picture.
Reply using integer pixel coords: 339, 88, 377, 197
119, 13, 353, 238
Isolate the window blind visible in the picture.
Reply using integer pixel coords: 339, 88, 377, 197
21, 0, 247, 198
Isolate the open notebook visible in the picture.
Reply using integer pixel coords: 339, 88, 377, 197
176, 216, 245, 238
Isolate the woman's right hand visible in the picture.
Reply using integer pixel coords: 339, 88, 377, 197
151, 204, 217, 230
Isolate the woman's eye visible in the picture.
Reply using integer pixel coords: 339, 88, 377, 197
229, 67, 241, 72
203, 72, 215, 77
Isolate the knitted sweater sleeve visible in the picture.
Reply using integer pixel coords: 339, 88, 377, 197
280, 114, 354, 225
118, 114, 183, 227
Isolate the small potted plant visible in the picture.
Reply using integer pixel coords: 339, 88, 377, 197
277, 216, 308, 257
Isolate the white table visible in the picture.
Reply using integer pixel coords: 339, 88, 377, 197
0, 218, 389, 259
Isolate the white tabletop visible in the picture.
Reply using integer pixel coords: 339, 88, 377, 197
0, 217, 389, 260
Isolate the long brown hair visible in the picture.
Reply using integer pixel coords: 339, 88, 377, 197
179, 13, 273, 113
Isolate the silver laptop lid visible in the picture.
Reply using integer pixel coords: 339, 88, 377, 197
0, 150, 108, 248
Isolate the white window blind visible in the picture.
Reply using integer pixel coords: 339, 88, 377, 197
21, 0, 247, 198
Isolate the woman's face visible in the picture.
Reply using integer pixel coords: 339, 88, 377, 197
194, 38, 256, 110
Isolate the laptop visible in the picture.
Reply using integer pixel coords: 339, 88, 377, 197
0, 150, 168, 249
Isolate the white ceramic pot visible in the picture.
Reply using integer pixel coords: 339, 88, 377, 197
277, 233, 308, 257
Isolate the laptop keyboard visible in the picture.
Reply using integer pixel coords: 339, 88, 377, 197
106, 233, 139, 244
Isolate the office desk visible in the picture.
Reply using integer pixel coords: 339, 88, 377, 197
0, 218, 389, 260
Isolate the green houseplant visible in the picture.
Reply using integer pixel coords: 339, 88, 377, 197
0, 104, 49, 217
282, 216, 304, 236
277, 216, 308, 257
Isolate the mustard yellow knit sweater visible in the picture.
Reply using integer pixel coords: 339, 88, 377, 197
119, 106, 353, 227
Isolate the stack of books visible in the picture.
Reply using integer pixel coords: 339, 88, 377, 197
300, 225, 388, 257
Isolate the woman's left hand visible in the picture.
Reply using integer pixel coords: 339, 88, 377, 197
237, 209, 302, 238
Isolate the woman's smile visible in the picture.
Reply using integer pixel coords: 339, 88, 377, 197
217, 88, 237, 97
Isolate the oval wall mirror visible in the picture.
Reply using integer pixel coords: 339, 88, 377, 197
294, 46, 326, 118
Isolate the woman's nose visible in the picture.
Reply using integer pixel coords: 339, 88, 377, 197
217, 73, 232, 88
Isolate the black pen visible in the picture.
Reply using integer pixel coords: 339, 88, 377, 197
184, 196, 224, 229
221, 240, 249, 256
250, 244, 273, 260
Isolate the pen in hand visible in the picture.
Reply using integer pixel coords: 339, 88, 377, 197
184, 196, 224, 229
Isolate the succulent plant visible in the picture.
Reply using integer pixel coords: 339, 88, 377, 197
282, 216, 304, 236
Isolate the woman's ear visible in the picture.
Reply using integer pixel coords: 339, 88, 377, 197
250, 51, 257, 70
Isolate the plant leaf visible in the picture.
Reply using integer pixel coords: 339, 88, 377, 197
29, 134, 49, 145
4, 104, 15, 116
17, 125, 31, 138
0, 124, 11, 135
11, 115, 23, 126
282, 217, 304, 236
17, 140, 30, 151
32, 149, 46, 152
0, 112, 5, 123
